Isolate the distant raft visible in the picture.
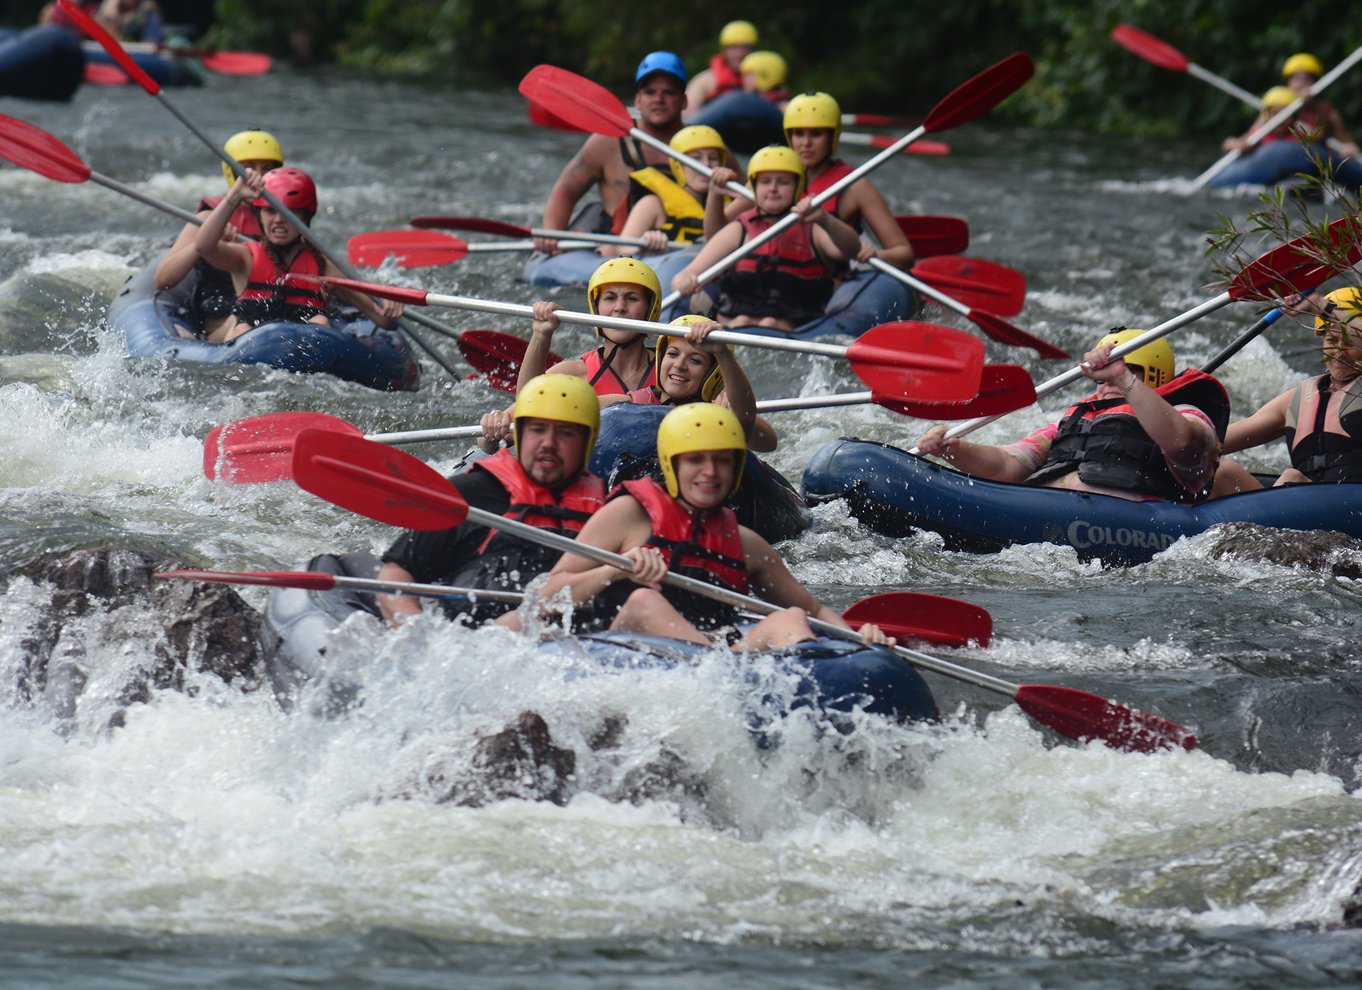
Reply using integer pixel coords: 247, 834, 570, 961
108, 256, 420, 392
0, 26, 85, 101
802, 436, 1362, 566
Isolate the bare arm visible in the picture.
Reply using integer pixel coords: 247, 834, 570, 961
536, 498, 655, 605
154, 216, 212, 289
802, 199, 862, 263
516, 301, 567, 390
685, 70, 717, 109
376, 561, 421, 623
915, 425, 1033, 482
193, 172, 258, 279
671, 220, 743, 296
538, 138, 609, 251
844, 181, 914, 269
1222, 388, 1293, 453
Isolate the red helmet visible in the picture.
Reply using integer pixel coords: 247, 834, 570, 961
253, 166, 317, 214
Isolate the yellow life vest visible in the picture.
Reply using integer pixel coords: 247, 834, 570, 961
628, 169, 706, 245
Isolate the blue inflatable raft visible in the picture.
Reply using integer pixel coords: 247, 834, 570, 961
261, 551, 938, 733
802, 437, 1362, 565
108, 258, 420, 392
0, 26, 84, 101
82, 40, 201, 86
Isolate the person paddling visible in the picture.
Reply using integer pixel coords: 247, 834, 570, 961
670, 144, 861, 332
523, 403, 890, 649
685, 20, 758, 111
1210, 287, 1362, 492
154, 129, 285, 341
192, 167, 401, 342
916, 329, 1228, 503
377, 374, 606, 627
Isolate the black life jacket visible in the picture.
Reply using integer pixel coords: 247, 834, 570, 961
717, 209, 835, 325
1285, 374, 1362, 482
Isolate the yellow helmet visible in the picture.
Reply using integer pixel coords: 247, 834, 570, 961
587, 257, 661, 337
1282, 53, 1324, 79
747, 144, 806, 200
1261, 85, 1298, 109
719, 20, 758, 48
740, 50, 786, 92
668, 125, 729, 186
656, 402, 746, 498
1098, 327, 1174, 388
513, 373, 601, 461
221, 129, 284, 189
783, 91, 842, 155
656, 315, 727, 402
1315, 287, 1362, 333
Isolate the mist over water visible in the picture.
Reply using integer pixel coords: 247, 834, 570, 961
2, 69, 1361, 988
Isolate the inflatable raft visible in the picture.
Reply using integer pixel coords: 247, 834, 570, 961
262, 551, 939, 733
0, 26, 84, 101
592, 403, 811, 544
802, 437, 1362, 565
107, 258, 420, 392
82, 40, 201, 86
687, 90, 784, 154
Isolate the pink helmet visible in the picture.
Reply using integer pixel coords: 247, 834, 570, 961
253, 166, 317, 214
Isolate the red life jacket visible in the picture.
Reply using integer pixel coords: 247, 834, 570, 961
621, 477, 750, 594
717, 209, 835, 325
1261, 99, 1333, 144
708, 53, 744, 100
580, 344, 656, 396
1284, 374, 1362, 482
197, 193, 264, 239
806, 160, 856, 224
1026, 369, 1230, 503
231, 240, 327, 326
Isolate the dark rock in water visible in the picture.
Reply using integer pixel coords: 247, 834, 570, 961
421, 711, 577, 807
12, 544, 262, 726
1201, 522, 1362, 578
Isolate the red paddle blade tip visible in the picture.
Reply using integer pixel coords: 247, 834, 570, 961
0, 114, 92, 183
923, 52, 1034, 133
518, 65, 633, 138
283, 273, 430, 306
1015, 685, 1198, 753
1230, 217, 1362, 301
1110, 24, 1190, 72
154, 569, 338, 591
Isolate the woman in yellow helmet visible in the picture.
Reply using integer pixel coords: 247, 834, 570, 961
1211, 58, 1362, 191
917, 329, 1228, 503
1211, 288, 1362, 493
670, 144, 862, 332
527, 403, 891, 650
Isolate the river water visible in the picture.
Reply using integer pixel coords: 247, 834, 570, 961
1, 66, 1360, 989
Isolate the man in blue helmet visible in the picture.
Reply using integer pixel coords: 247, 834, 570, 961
533, 52, 693, 256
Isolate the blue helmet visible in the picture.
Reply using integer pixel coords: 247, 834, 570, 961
635, 51, 688, 87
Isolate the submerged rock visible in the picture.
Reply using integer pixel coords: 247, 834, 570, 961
416, 711, 577, 807
1202, 522, 1362, 578
11, 543, 262, 727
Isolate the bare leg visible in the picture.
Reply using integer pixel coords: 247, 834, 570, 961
741, 606, 816, 651
1273, 468, 1312, 486
1208, 457, 1265, 498
611, 588, 710, 645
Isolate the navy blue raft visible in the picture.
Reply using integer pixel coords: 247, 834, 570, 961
82, 41, 201, 86
592, 403, 811, 544
0, 26, 85, 101
108, 258, 420, 392
262, 551, 938, 734
802, 437, 1362, 566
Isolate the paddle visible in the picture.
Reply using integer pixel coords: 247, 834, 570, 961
839, 132, 951, 156
868, 257, 1067, 359
291, 429, 1193, 753
157, 566, 989, 649
907, 256, 1026, 316
348, 228, 682, 268
57, 0, 475, 383
1111, 24, 1261, 108
915, 217, 1362, 450
647, 53, 1037, 311
896, 215, 969, 258
83, 61, 131, 85
1199, 307, 1286, 375
410, 213, 973, 261
0, 113, 206, 226
1192, 43, 1362, 190
287, 273, 989, 407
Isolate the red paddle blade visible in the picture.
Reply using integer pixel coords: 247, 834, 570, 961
528, 100, 586, 132
1230, 217, 1362, 300
868, 135, 950, 155
198, 51, 272, 75
923, 52, 1034, 133
897, 215, 969, 258
83, 62, 130, 85
1111, 24, 1189, 73
292, 430, 469, 531
156, 569, 337, 591
846, 322, 985, 404
519, 65, 633, 138
348, 230, 469, 268
843, 592, 992, 648
60, 0, 160, 94
873, 363, 1035, 419
968, 311, 1070, 360
203, 411, 363, 483
844, 112, 920, 127
410, 216, 533, 238
0, 114, 92, 183
913, 255, 1027, 316
1014, 685, 1197, 753
285, 274, 429, 306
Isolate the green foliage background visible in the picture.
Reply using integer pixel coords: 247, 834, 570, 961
6, 0, 1358, 137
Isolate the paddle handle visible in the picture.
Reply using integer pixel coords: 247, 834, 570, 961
528, 225, 685, 249
868, 257, 970, 317
366, 425, 484, 444
1186, 63, 1260, 108
628, 127, 755, 202
1199, 307, 1284, 375
88, 171, 207, 227
756, 392, 872, 412
658, 123, 930, 309
1192, 43, 1362, 190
